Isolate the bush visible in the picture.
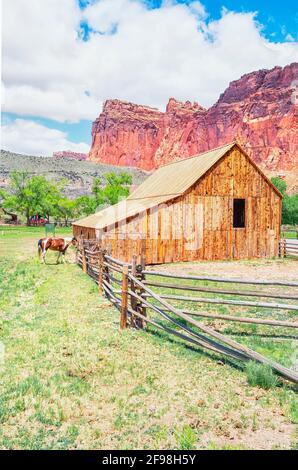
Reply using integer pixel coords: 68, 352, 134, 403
175, 425, 197, 450
245, 361, 279, 389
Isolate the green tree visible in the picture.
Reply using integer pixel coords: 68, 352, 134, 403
75, 171, 133, 217
271, 177, 287, 195
101, 172, 132, 205
92, 177, 105, 207
75, 195, 97, 217
271, 177, 298, 225
56, 197, 77, 226
283, 194, 298, 225
0, 171, 63, 225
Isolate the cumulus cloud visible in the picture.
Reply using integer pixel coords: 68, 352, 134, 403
1, 119, 90, 156
2, 0, 298, 121
2, 83, 100, 123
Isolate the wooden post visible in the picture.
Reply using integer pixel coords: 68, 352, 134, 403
130, 254, 146, 329
82, 245, 87, 273
282, 238, 287, 258
98, 249, 103, 294
130, 255, 137, 327
75, 240, 80, 265
120, 265, 128, 330
140, 254, 147, 328
105, 245, 112, 288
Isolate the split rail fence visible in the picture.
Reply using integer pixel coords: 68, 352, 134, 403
279, 239, 298, 257
77, 240, 298, 384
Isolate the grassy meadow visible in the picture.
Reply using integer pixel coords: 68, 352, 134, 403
0, 225, 297, 450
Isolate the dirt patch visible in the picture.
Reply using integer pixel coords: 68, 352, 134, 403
150, 258, 298, 282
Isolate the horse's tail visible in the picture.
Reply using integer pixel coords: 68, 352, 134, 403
38, 239, 43, 258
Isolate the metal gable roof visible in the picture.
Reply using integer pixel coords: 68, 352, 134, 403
128, 142, 235, 201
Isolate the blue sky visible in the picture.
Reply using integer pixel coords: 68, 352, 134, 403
141, 0, 298, 42
2, 0, 297, 155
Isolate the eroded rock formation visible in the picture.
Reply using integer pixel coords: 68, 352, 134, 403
89, 63, 298, 191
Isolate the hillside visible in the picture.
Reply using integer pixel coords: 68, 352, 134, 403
0, 150, 148, 198
89, 63, 298, 193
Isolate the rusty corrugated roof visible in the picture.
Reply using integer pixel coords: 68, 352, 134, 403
73, 142, 236, 229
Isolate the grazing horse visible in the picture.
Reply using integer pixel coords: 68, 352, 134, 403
38, 237, 77, 264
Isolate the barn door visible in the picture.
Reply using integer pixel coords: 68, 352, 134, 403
232, 199, 246, 259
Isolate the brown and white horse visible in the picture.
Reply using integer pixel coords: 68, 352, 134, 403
38, 237, 77, 264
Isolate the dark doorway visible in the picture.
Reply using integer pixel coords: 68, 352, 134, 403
233, 199, 245, 228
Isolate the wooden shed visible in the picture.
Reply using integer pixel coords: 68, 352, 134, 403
73, 142, 282, 264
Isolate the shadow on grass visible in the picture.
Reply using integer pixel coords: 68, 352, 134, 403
225, 331, 298, 341
140, 320, 297, 392
146, 326, 243, 373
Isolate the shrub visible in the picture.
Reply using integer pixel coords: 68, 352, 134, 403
175, 425, 197, 450
245, 361, 279, 389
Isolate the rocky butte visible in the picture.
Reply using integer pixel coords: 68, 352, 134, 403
88, 63, 298, 192
53, 151, 87, 161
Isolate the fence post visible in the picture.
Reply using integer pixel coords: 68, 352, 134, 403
140, 254, 147, 328
82, 244, 87, 273
130, 255, 137, 327
282, 238, 286, 258
120, 265, 129, 330
130, 254, 146, 329
76, 239, 81, 265
105, 245, 112, 288
102, 249, 111, 299
98, 249, 103, 294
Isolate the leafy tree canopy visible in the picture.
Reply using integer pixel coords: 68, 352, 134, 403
0, 172, 63, 225
0, 170, 133, 225
271, 177, 298, 225
271, 177, 287, 195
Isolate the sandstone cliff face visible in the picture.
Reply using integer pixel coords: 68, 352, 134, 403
89, 63, 298, 190
89, 100, 164, 170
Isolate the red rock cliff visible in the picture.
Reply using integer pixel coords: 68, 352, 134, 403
89, 99, 164, 170
89, 63, 298, 189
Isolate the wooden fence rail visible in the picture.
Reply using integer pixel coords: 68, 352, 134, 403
279, 239, 298, 258
76, 240, 298, 384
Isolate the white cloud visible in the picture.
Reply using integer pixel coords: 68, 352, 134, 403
2, 83, 100, 123
1, 119, 90, 156
2, 0, 298, 123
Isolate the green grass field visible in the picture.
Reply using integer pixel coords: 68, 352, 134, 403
282, 231, 297, 239
0, 226, 297, 450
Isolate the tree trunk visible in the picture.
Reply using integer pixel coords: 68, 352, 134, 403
3, 208, 18, 224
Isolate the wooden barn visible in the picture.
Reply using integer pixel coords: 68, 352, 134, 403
73, 142, 282, 264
